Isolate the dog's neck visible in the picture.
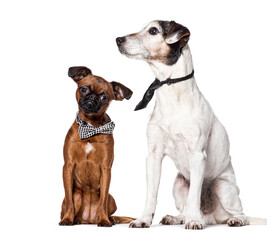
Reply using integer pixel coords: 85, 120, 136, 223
149, 45, 194, 80
148, 45, 197, 99
78, 111, 110, 127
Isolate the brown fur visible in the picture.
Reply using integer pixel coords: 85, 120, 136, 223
59, 67, 134, 226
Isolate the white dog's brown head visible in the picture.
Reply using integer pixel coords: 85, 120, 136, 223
116, 20, 190, 65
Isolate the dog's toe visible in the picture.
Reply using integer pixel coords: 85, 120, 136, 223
129, 222, 136, 228
73, 216, 81, 225
129, 220, 150, 228
185, 220, 204, 230
109, 216, 118, 225
227, 218, 243, 227
97, 218, 112, 227
160, 215, 185, 225
59, 218, 74, 226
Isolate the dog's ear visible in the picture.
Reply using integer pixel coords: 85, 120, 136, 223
165, 21, 190, 47
111, 82, 133, 101
68, 66, 92, 82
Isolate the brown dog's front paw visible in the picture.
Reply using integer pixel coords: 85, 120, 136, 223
97, 218, 112, 227
59, 217, 74, 226
73, 216, 81, 225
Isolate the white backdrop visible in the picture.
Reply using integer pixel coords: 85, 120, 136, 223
1, 0, 267, 239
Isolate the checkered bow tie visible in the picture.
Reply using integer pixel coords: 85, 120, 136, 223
76, 113, 115, 139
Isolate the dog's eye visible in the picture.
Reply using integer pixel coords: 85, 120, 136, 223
100, 95, 109, 103
148, 27, 159, 35
80, 87, 89, 95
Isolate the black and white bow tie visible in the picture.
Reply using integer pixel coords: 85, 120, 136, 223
135, 70, 194, 111
76, 113, 115, 140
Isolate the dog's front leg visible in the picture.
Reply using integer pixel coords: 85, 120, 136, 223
129, 126, 164, 228
98, 167, 112, 227
59, 162, 75, 225
185, 150, 206, 230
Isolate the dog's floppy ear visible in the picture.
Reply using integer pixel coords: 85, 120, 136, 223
111, 82, 133, 101
68, 66, 92, 82
165, 21, 190, 47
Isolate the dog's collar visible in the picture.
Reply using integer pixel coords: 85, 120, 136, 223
76, 113, 115, 139
134, 69, 194, 111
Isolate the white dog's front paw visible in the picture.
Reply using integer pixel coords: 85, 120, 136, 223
129, 218, 151, 228
185, 219, 204, 230
160, 214, 185, 225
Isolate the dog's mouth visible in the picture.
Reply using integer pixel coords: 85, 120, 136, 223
118, 47, 141, 59
118, 47, 129, 55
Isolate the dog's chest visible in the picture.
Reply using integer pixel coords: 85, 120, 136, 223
164, 131, 191, 176
153, 101, 200, 177
73, 140, 112, 190
85, 142, 94, 154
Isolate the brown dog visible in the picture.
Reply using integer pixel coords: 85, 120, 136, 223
59, 66, 134, 227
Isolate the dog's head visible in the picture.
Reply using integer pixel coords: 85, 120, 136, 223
116, 20, 190, 65
68, 66, 133, 115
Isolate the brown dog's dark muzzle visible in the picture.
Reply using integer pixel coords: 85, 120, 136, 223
79, 98, 100, 114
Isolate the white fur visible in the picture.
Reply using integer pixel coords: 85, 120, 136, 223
85, 142, 94, 155
120, 21, 255, 229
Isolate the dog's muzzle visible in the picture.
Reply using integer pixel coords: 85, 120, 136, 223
79, 95, 101, 114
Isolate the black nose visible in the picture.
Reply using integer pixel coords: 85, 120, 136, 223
116, 37, 126, 47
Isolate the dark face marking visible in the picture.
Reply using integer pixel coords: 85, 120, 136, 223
158, 21, 172, 37
158, 21, 190, 66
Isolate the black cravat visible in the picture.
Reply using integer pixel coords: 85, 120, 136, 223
135, 70, 194, 111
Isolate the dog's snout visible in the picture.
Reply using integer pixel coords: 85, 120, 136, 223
116, 37, 126, 47
89, 94, 97, 101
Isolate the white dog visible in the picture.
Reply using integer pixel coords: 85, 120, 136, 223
116, 20, 267, 229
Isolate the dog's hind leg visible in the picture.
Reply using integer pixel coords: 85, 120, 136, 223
160, 173, 188, 225
108, 194, 117, 216
214, 164, 247, 226
108, 194, 135, 224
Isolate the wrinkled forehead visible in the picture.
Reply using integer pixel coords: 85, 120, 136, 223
78, 75, 112, 95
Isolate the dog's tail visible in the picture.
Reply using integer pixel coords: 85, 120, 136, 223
110, 216, 135, 224
247, 216, 267, 225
